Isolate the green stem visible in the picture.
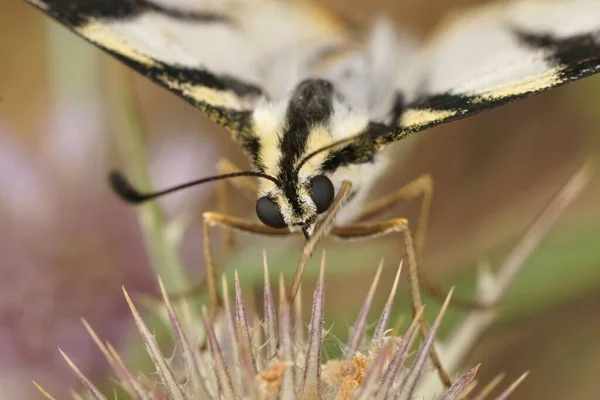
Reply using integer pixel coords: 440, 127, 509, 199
45, 20, 100, 107
105, 63, 201, 331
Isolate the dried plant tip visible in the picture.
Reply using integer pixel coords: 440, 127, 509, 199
159, 278, 207, 397
70, 390, 88, 400
59, 348, 107, 400
298, 251, 327, 400
81, 319, 119, 374
472, 373, 506, 400
108, 344, 151, 400
202, 307, 237, 399
373, 306, 424, 400
33, 381, 58, 400
123, 288, 185, 400
278, 273, 296, 399
202, 306, 238, 398
441, 364, 480, 400
495, 372, 529, 400
398, 288, 454, 400
373, 260, 403, 339
263, 251, 278, 361
82, 319, 150, 399
346, 260, 384, 357
222, 274, 243, 390
234, 271, 258, 376
457, 380, 478, 400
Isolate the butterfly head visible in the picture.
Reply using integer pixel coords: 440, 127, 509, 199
249, 79, 360, 234
255, 174, 335, 234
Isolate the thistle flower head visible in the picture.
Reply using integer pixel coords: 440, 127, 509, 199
38, 253, 524, 399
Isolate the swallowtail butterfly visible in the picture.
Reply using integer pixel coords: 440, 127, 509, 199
25, 0, 600, 318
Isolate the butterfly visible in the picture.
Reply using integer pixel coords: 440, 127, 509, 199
26, 0, 600, 388
26, 0, 600, 329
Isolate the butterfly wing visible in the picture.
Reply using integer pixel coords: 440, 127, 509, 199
26, 0, 347, 145
394, 0, 600, 134
27, 0, 600, 161
317, 0, 600, 172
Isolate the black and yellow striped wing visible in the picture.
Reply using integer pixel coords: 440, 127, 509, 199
26, 0, 348, 150
25, 0, 600, 159
395, 0, 600, 134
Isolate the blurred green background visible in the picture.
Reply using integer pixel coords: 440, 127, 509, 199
1, 0, 600, 398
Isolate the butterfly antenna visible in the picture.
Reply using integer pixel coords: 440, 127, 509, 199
295, 136, 357, 173
109, 170, 279, 204
295, 122, 391, 173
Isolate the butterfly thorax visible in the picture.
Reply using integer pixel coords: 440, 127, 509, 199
248, 79, 391, 228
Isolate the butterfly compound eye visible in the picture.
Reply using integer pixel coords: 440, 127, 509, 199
256, 197, 287, 229
310, 175, 335, 214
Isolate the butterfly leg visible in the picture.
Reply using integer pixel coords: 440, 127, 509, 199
216, 158, 259, 263
167, 159, 259, 303
330, 218, 453, 388
355, 174, 432, 254
202, 212, 294, 312
356, 174, 491, 310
